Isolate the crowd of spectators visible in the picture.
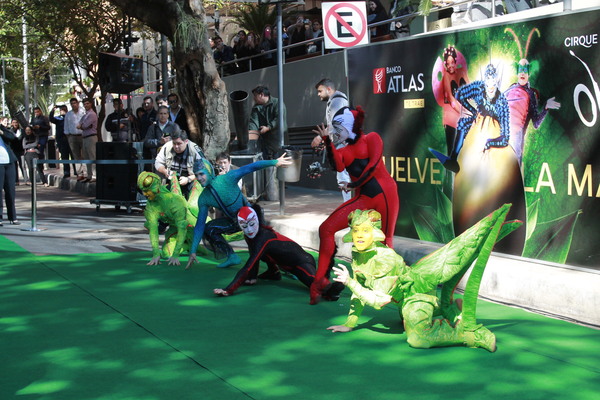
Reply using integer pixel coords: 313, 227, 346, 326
211, 14, 327, 76
211, 0, 561, 76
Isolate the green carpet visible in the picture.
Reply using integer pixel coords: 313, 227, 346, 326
1, 235, 599, 400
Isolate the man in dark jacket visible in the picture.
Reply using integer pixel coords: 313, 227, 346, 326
50, 105, 76, 177
104, 98, 130, 142
144, 105, 181, 162
167, 93, 189, 133
30, 106, 51, 180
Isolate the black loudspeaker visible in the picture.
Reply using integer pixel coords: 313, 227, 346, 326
14, 111, 28, 128
98, 52, 144, 94
96, 142, 140, 201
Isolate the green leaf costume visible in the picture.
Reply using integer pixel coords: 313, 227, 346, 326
340, 205, 521, 352
137, 171, 205, 263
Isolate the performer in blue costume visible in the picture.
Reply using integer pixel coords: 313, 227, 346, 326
431, 63, 510, 173
186, 153, 292, 269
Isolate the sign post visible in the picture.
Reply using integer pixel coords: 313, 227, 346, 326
322, 2, 369, 50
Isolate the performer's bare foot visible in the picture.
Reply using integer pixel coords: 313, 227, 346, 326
214, 288, 230, 296
309, 278, 329, 305
327, 325, 353, 333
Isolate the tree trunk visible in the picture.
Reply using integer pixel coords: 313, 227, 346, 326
108, 0, 229, 159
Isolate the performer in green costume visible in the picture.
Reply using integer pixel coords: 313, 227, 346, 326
137, 171, 205, 266
328, 206, 521, 352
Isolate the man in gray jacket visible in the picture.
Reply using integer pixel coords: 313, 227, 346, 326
144, 105, 181, 161
312, 79, 352, 202
154, 130, 204, 199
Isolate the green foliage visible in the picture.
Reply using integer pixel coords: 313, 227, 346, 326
174, 14, 207, 50
0, 0, 131, 111
205, 0, 228, 9
411, 186, 455, 243
522, 208, 582, 263
228, 4, 280, 35
417, 0, 433, 16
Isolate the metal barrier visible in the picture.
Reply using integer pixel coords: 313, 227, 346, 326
217, 0, 565, 75
25, 158, 154, 232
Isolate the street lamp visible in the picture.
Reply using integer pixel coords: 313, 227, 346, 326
257, 0, 304, 214
0, 56, 27, 117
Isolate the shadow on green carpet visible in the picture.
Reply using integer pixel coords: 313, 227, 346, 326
1, 236, 600, 400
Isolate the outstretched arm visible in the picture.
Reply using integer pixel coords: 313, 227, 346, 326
531, 92, 559, 129
186, 204, 209, 269
313, 123, 345, 172
230, 160, 277, 181
216, 238, 270, 296
327, 264, 362, 332
144, 207, 162, 265
229, 153, 291, 182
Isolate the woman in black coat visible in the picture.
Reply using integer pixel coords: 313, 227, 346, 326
368, 0, 391, 38
0, 125, 19, 225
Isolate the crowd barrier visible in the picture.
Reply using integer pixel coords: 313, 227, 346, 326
25, 158, 154, 232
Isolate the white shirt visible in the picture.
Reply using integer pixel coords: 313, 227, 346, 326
64, 108, 86, 135
0, 141, 9, 164
169, 108, 180, 123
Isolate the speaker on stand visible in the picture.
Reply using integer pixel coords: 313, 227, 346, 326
98, 53, 144, 94
94, 142, 145, 211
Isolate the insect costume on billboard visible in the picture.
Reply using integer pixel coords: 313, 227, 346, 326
503, 28, 561, 166
438, 62, 526, 253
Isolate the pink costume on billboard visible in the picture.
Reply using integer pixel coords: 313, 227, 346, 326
503, 28, 561, 166
431, 45, 470, 158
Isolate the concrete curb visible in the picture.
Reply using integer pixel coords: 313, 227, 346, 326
45, 170, 600, 328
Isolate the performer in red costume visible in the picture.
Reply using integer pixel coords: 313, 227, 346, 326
310, 106, 399, 304
214, 205, 343, 298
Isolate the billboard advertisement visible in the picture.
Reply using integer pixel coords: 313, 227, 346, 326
347, 9, 600, 267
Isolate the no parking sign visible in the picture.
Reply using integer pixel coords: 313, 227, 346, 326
322, 2, 369, 50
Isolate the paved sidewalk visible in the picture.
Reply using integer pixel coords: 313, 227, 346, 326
1, 168, 348, 255
4, 167, 437, 262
